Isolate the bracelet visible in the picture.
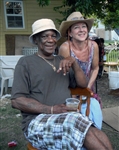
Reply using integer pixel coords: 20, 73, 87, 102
51, 106, 53, 114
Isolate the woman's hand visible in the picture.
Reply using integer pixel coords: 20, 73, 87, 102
57, 56, 75, 75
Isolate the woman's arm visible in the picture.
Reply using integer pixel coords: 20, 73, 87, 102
59, 42, 87, 87
88, 41, 99, 89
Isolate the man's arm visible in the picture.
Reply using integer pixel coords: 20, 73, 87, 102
11, 97, 77, 114
11, 97, 51, 114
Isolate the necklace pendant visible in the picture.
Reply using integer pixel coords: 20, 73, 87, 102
37, 53, 56, 71
52, 66, 56, 71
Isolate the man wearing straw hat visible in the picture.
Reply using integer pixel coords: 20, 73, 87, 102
11, 18, 113, 150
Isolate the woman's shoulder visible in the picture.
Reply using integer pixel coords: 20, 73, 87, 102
91, 40, 98, 48
88, 40, 98, 51
58, 41, 70, 57
60, 41, 69, 49
88, 39, 97, 46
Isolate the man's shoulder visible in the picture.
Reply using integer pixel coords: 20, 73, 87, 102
18, 54, 36, 64
55, 55, 64, 60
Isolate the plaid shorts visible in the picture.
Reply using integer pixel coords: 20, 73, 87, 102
25, 112, 93, 150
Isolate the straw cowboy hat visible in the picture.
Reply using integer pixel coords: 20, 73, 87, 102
29, 19, 61, 45
59, 12, 94, 37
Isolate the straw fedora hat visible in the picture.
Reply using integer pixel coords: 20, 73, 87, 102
59, 12, 94, 37
29, 19, 61, 45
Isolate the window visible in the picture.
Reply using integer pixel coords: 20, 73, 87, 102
4, 0, 25, 29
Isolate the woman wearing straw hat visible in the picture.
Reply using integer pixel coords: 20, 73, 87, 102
59, 13, 103, 149
59, 12, 99, 92
11, 18, 113, 150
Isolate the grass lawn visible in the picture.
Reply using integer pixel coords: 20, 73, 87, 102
0, 96, 119, 150
0, 98, 27, 150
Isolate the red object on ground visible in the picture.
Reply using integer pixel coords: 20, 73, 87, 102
8, 141, 17, 147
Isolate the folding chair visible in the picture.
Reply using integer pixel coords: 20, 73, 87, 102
27, 87, 93, 150
0, 59, 14, 97
103, 48, 119, 74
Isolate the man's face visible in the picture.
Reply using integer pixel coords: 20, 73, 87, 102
34, 30, 57, 56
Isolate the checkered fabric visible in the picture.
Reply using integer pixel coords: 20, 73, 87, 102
25, 112, 93, 150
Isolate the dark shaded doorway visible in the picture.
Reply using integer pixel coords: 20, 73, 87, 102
5, 35, 15, 55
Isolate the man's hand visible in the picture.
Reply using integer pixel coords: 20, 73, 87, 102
53, 104, 77, 114
57, 56, 75, 75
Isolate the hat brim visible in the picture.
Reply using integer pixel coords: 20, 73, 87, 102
59, 19, 94, 37
29, 28, 61, 45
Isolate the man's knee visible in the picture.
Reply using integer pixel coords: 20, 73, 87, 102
84, 126, 113, 150
85, 126, 97, 139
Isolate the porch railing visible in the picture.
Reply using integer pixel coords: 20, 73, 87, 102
22, 47, 38, 55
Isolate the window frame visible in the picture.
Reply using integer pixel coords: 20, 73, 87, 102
4, 0, 25, 29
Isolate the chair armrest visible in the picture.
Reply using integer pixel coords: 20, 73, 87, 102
70, 87, 94, 97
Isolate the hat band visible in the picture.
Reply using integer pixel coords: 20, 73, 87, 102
71, 16, 84, 21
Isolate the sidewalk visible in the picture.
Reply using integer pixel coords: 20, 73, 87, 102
102, 106, 119, 131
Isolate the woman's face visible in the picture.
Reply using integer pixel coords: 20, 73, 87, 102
69, 22, 88, 41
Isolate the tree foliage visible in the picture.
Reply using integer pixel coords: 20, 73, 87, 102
36, 0, 119, 29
